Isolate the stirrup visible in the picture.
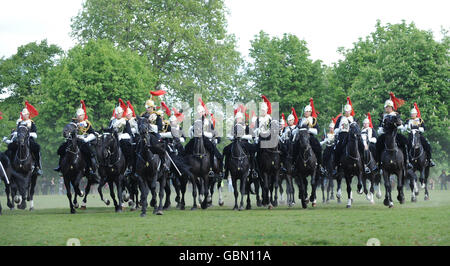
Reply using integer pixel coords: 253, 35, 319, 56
429, 159, 436, 167
208, 170, 215, 178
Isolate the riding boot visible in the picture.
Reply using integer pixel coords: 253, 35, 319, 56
89, 156, 97, 176
403, 146, 413, 169
34, 152, 43, 175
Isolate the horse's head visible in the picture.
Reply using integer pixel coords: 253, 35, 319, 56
17, 126, 29, 147
98, 128, 118, 161
138, 119, 152, 147
349, 122, 361, 140
63, 123, 77, 139
383, 115, 402, 132
297, 127, 310, 149
410, 128, 421, 149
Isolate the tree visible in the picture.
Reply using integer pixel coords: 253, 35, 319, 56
333, 20, 449, 163
37, 39, 157, 170
70, 0, 244, 103
0, 40, 63, 141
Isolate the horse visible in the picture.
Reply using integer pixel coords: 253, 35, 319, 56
257, 121, 281, 209
279, 130, 296, 207
10, 125, 38, 210
293, 127, 318, 208
134, 119, 165, 216
226, 133, 251, 210
186, 119, 212, 210
322, 144, 336, 203
361, 131, 378, 204
379, 115, 406, 208
58, 123, 88, 213
95, 129, 127, 212
409, 128, 430, 201
338, 122, 364, 208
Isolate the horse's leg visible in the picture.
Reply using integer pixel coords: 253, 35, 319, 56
81, 178, 92, 209
117, 176, 124, 212
64, 177, 75, 214
310, 171, 318, 207
138, 177, 149, 217
201, 175, 209, 210
397, 171, 405, 204
163, 178, 171, 210
299, 176, 307, 209
173, 176, 181, 208
239, 173, 248, 211
191, 177, 198, 210
108, 180, 119, 211
368, 174, 375, 204
383, 170, 393, 208
232, 176, 239, 210
156, 174, 167, 215
150, 174, 157, 211
345, 174, 353, 208
336, 174, 342, 203
6, 183, 14, 210
424, 167, 430, 200
255, 178, 262, 207
28, 173, 38, 211
97, 177, 110, 206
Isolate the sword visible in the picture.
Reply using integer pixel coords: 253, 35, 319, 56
165, 150, 182, 177
0, 161, 9, 185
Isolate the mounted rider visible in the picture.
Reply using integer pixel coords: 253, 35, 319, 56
375, 92, 413, 170
334, 96, 367, 172
54, 100, 97, 177
185, 97, 223, 178
295, 98, 324, 173
403, 102, 435, 167
5, 101, 42, 175
125, 100, 139, 175
281, 107, 298, 143
109, 98, 134, 174
320, 120, 336, 148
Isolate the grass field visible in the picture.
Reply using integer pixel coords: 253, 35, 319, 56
0, 183, 449, 246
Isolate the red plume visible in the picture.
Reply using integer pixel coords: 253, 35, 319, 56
346, 96, 355, 116
80, 100, 88, 120
0, 111, 3, 120
198, 97, 209, 115
261, 95, 272, 115
332, 113, 342, 125
309, 98, 317, 118
367, 112, 373, 128
25, 101, 39, 118
118, 98, 127, 117
414, 102, 421, 118
389, 92, 405, 111
211, 113, 216, 128
150, 90, 166, 97
172, 107, 185, 123
161, 101, 171, 117
281, 113, 286, 128
291, 107, 299, 125
127, 100, 136, 117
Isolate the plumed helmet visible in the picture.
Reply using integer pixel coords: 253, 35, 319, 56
329, 122, 335, 128
344, 104, 352, 112
127, 108, 133, 116
197, 104, 205, 114
235, 111, 244, 121
410, 108, 418, 115
21, 108, 29, 116
384, 99, 394, 108
287, 114, 295, 122
363, 118, 370, 125
304, 105, 312, 113
145, 99, 156, 109
76, 108, 85, 117
115, 106, 124, 116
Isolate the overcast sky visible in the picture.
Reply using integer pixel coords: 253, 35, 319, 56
0, 0, 449, 66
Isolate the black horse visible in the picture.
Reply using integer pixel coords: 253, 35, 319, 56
409, 128, 429, 201
361, 131, 379, 204
293, 127, 318, 208
59, 123, 88, 213
226, 134, 251, 210
338, 122, 364, 208
257, 121, 281, 209
279, 130, 296, 207
186, 120, 212, 210
9, 125, 38, 210
134, 119, 164, 216
379, 115, 406, 208
95, 129, 127, 212
321, 141, 337, 203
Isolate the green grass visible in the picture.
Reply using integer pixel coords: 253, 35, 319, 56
1, 185, 449, 246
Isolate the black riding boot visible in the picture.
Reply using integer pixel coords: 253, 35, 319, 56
34, 152, 43, 175
54, 156, 63, 172
403, 146, 413, 169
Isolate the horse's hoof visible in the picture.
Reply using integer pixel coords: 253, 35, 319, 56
312, 202, 317, 207
140, 213, 146, 218
358, 189, 363, 195
415, 191, 419, 196
239, 207, 244, 211
156, 210, 163, 215
219, 201, 224, 207
383, 199, 390, 206
376, 193, 382, 199
411, 197, 417, 203
130, 208, 136, 212
346, 205, 351, 208
105, 200, 110, 206
80, 205, 86, 210
424, 196, 429, 201
74, 203, 79, 209
79, 191, 84, 197
191, 206, 197, 211
176, 203, 181, 208
70, 209, 76, 214
29, 207, 34, 211
389, 203, 394, 208
268, 205, 273, 210
180, 205, 185, 210
246, 205, 251, 210
233, 207, 238, 211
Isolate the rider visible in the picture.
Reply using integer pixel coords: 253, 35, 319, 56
334, 96, 367, 173
54, 100, 97, 177
109, 99, 133, 174
320, 120, 336, 148
376, 92, 413, 170
296, 98, 324, 174
223, 105, 257, 159
403, 103, 435, 167
125, 100, 139, 175
184, 97, 223, 178
361, 113, 378, 172
5, 101, 42, 175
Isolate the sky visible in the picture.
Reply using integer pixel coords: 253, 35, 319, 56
0, 0, 449, 66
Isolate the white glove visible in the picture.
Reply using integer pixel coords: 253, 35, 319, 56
180, 137, 185, 143
84, 133, 95, 142
377, 127, 384, 135
149, 113, 157, 122
2, 136, 7, 142
204, 131, 213, 139
308, 128, 318, 135
227, 135, 234, 141
30, 132, 37, 139
214, 139, 218, 144
160, 132, 173, 139
150, 124, 158, 133
369, 137, 377, 144
419, 127, 424, 133
79, 121, 87, 127
242, 134, 253, 141
334, 128, 341, 135
320, 140, 326, 146
398, 125, 406, 132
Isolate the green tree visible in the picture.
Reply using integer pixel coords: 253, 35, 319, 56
0, 40, 63, 142
334, 20, 449, 163
37, 39, 157, 170
70, 0, 244, 103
